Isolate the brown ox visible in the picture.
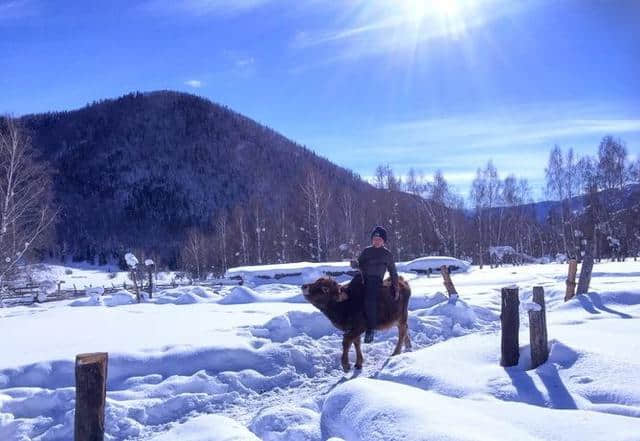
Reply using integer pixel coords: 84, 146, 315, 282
301, 273, 411, 372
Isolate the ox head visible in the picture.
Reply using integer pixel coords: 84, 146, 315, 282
301, 277, 348, 309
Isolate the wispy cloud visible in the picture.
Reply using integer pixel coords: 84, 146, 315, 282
304, 101, 640, 198
184, 79, 203, 88
0, 0, 37, 21
384, 114, 640, 151
223, 50, 256, 78
291, 17, 400, 49
140, 0, 272, 17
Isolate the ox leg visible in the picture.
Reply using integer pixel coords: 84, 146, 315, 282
354, 335, 364, 370
392, 323, 408, 356
341, 335, 352, 372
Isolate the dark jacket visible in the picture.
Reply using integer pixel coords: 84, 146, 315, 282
357, 246, 398, 287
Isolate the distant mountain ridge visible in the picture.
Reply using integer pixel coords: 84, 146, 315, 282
523, 184, 640, 223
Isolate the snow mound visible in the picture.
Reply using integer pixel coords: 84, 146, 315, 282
219, 286, 305, 304
249, 405, 321, 441
379, 325, 640, 418
219, 286, 261, 304
104, 290, 137, 306
407, 296, 494, 345
70, 296, 103, 307
251, 311, 337, 342
408, 291, 449, 310
153, 414, 260, 441
428, 297, 479, 328
70, 290, 136, 307
155, 286, 220, 305
397, 256, 471, 273
253, 284, 301, 295
321, 378, 640, 441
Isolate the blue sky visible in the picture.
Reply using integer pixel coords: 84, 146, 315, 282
1, 0, 639, 199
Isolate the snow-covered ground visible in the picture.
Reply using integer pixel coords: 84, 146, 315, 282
1, 260, 639, 440
29, 262, 182, 293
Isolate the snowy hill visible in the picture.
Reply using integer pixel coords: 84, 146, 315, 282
1, 260, 639, 440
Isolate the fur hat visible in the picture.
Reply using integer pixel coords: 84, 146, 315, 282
370, 225, 387, 242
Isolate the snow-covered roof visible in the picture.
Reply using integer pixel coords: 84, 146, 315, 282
225, 261, 357, 282
397, 256, 471, 273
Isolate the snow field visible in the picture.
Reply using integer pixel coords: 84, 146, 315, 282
321, 378, 640, 441
0, 260, 638, 440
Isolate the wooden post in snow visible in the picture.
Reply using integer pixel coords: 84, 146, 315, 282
130, 271, 141, 303
500, 286, 520, 367
147, 267, 153, 299
74, 352, 108, 441
564, 259, 578, 301
577, 243, 594, 295
529, 286, 548, 369
440, 265, 458, 303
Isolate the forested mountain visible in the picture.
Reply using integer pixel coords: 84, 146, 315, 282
19, 91, 417, 269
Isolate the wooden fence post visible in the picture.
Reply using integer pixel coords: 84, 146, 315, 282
439, 265, 458, 303
564, 259, 577, 301
130, 271, 141, 303
577, 243, 594, 295
147, 267, 153, 299
75, 352, 108, 441
529, 286, 548, 369
500, 286, 520, 367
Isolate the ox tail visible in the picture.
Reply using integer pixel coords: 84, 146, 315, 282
401, 284, 410, 326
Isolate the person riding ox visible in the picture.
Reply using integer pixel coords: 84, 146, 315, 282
353, 225, 399, 343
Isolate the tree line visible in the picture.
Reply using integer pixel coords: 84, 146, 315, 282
180, 136, 639, 277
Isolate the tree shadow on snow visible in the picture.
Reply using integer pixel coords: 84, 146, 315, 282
591, 271, 640, 278
539, 364, 578, 409
577, 293, 633, 319
504, 341, 578, 410
505, 365, 577, 409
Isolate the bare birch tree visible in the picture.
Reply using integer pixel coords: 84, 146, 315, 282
181, 228, 207, 279
0, 117, 57, 288
216, 214, 228, 274
300, 169, 331, 261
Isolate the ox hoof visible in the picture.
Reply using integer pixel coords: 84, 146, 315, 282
342, 363, 351, 373
355, 363, 363, 370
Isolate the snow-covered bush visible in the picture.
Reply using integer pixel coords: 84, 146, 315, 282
125, 253, 139, 269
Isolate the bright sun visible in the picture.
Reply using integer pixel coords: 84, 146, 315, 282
397, 0, 469, 38
400, 0, 462, 21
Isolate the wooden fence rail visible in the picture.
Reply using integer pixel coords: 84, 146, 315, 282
1, 279, 240, 307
